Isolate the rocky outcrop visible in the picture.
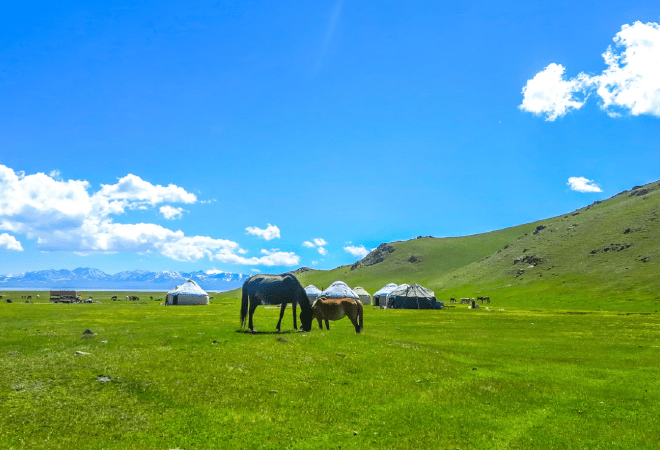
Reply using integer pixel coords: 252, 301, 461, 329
350, 243, 395, 270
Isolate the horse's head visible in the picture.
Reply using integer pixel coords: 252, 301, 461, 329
299, 308, 313, 332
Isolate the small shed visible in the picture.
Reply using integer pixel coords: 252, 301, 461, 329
166, 280, 209, 305
352, 286, 372, 305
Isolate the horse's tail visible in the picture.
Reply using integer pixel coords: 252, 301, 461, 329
357, 300, 364, 333
240, 287, 249, 329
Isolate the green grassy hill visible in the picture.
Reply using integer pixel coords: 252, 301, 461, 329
222, 181, 660, 311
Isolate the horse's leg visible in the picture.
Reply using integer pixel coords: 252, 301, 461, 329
276, 302, 287, 331
324, 318, 330, 330
348, 308, 361, 333
248, 298, 259, 333
292, 300, 298, 330
317, 316, 323, 329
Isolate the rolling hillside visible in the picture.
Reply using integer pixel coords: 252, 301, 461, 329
222, 181, 660, 311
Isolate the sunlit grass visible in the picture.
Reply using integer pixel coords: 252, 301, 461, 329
1, 294, 659, 449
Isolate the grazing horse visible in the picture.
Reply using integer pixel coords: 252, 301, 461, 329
312, 296, 363, 333
241, 273, 313, 333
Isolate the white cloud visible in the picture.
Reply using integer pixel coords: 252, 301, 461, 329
205, 269, 225, 275
48, 169, 61, 178
303, 238, 328, 253
96, 174, 197, 206
567, 177, 603, 193
595, 22, 660, 117
344, 245, 369, 258
311, 261, 318, 266
521, 21, 660, 120
160, 205, 184, 220
0, 164, 302, 265
213, 250, 300, 267
251, 268, 261, 273
519, 63, 590, 121
0, 233, 23, 251
246, 223, 281, 240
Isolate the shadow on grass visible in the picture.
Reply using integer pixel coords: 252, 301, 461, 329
236, 329, 300, 335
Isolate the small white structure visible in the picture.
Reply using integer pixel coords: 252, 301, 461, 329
352, 286, 372, 305
165, 279, 209, 306
321, 281, 359, 300
305, 285, 323, 302
373, 283, 398, 307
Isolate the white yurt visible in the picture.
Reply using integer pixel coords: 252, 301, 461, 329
321, 281, 359, 300
305, 285, 323, 302
352, 286, 372, 305
384, 284, 409, 309
165, 279, 209, 305
373, 283, 398, 307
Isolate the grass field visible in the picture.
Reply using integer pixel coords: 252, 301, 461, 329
2, 293, 659, 449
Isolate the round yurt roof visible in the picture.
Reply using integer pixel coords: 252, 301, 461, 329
305, 285, 322, 296
167, 279, 208, 296
373, 283, 398, 297
322, 281, 359, 299
353, 286, 371, 297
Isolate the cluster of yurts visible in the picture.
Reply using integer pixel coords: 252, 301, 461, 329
163, 279, 440, 309
305, 281, 441, 310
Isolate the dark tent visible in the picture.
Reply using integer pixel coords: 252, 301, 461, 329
386, 283, 436, 309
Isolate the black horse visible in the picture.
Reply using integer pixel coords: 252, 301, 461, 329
240, 273, 313, 333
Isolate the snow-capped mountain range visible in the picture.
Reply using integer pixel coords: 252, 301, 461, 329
0, 267, 248, 291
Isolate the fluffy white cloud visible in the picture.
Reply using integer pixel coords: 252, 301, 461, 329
160, 205, 184, 220
567, 177, 603, 193
303, 238, 328, 252
0, 233, 23, 251
246, 223, 281, 240
0, 164, 301, 265
595, 22, 660, 117
213, 249, 300, 266
519, 63, 590, 121
344, 245, 369, 258
520, 22, 660, 120
96, 174, 197, 206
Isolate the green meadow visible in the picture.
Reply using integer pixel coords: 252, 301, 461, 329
2, 295, 659, 449
2, 182, 659, 449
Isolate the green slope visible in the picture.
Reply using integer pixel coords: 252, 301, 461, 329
222, 181, 660, 311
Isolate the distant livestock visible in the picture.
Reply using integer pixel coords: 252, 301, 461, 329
312, 296, 363, 333
111, 296, 118, 301
477, 296, 491, 304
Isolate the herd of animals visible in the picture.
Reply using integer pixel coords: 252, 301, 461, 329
240, 273, 488, 335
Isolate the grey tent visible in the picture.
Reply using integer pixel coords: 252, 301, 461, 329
352, 286, 372, 305
385, 284, 409, 309
386, 283, 436, 309
304, 285, 322, 303
373, 283, 398, 307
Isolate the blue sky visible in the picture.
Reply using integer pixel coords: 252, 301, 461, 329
1, 1, 659, 275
